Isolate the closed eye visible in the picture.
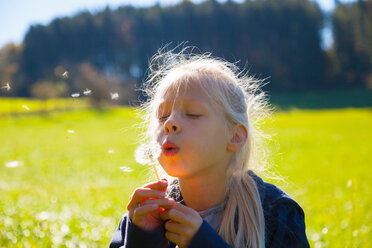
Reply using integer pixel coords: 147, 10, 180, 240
159, 115, 169, 121
186, 114, 202, 119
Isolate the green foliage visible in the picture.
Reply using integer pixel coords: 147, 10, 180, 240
270, 88, 372, 110
0, 98, 371, 247
30, 80, 68, 99
5, 0, 328, 97
2, 0, 371, 98
330, 1, 372, 88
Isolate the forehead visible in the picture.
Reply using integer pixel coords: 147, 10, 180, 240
158, 79, 211, 107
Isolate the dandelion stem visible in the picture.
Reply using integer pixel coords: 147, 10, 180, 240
153, 164, 160, 181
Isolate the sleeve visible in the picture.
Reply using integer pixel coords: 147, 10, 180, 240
188, 220, 232, 248
265, 199, 310, 248
109, 212, 170, 248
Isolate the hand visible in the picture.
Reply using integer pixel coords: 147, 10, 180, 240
127, 179, 175, 232
160, 203, 203, 248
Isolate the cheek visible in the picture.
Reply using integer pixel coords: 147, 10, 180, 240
154, 125, 164, 143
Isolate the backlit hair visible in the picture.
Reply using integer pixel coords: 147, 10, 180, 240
137, 47, 272, 248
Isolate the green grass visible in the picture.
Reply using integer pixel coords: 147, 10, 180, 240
0, 99, 371, 247
0, 98, 90, 115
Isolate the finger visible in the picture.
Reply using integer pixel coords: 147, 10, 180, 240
165, 231, 186, 246
164, 220, 187, 235
127, 188, 166, 210
142, 198, 176, 209
132, 204, 159, 222
171, 202, 196, 215
160, 208, 186, 224
143, 179, 168, 191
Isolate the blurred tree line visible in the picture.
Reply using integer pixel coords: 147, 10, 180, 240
0, 0, 371, 104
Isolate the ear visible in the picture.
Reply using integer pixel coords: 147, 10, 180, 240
227, 123, 248, 152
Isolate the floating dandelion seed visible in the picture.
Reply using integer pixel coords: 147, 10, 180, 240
71, 93, 80, 98
67, 130, 75, 134
22, 105, 30, 111
1, 82, 11, 91
108, 149, 115, 154
110, 92, 119, 100
83, 88, 92, 96
5, 160, 22, 168
135, 142, 162, 181
62, 71, 69, 79
120, 166, 133, 173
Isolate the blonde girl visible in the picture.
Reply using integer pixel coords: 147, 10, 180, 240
110, 49, 310, 248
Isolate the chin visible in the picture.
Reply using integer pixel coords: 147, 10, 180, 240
161, 164, 191, 178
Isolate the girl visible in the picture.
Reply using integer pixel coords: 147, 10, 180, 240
110, 49, 310, 248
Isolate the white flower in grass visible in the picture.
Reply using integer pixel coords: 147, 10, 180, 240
5, 160, 22, 168
37, 211, 50, 221
67, 130, 75, 134
71, 93, 80, 98
61, 224, 70, 234
107, 149, 115, 154
346, 179, 352, 188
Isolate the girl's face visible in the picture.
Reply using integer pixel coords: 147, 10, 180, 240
155, 80, 232, 179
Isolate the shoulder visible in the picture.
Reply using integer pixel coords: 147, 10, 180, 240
248, 170, 304, 216
248, 170, 310, 247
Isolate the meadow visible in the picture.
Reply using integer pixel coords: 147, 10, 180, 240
0, 98, 371, 247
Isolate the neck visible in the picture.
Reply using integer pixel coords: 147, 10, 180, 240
178, 170, 228, 211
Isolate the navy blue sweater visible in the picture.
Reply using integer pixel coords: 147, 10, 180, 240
109, 171, 310, 247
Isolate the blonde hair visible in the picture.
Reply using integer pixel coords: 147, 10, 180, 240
137, 47, 272, 248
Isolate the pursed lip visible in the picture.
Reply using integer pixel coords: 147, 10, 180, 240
162, 140, 180, 157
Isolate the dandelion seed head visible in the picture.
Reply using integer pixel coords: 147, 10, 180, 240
83, 88, 92, 96
5, 160, 22, 168
67, 130, 75, 134
79, 243, 87, 248
37, 211, 50, 221
315, 241, 323, 248
22, 105, 30, 111
120, 166, 133, 173
341, 219, 349, 229
110, 92, 119, 100
62, 71, 69, 79
135, 142, 161, 165
53, 235, 63, 244
311, 233, 320, 242
71, 93, 80, 98
61, 224, 70, 234
23, 229, 30, 237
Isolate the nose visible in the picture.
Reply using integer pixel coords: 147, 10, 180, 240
164, 115, 181, 134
